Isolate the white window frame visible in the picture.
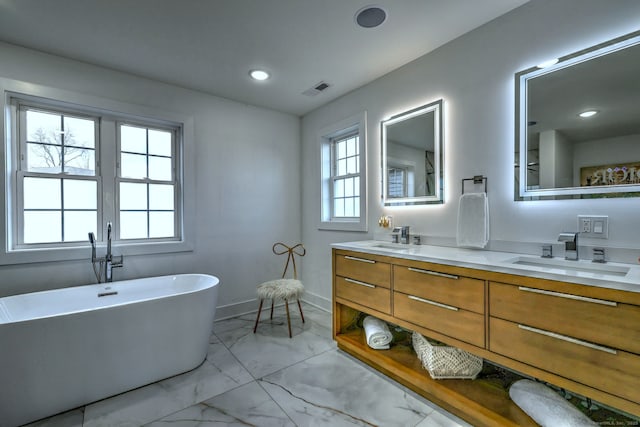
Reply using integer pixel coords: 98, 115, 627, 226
116, 121, 180, 241
1, 79, 195, 265
16, 103, 102, 246
318, 111, 367, 232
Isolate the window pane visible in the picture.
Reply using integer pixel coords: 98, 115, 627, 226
354, 197, 360, 217
121, 125, 147, 154
344, 177, 354, 197
346, 138, 356, 156
63, 179, 97, 209
344, 198, 354, 217
333, 198, 344, 217
121, 152, 147, 179
149, 184, 174, 210
337, 159, 346, 176
120, 212, 148, 239
24, 177, 61, 209
27, 142, 62, 173
148, 129, 172, 156
333, 179, 344, 198
120, 182, 147, 210
64, 147, 95, 175
337, 140, 346, 159
64, 116, 95, 148
354, 176, 360, 196
24, 211, 61, 243
26, 110, 61, 145
149, 212, 174, 238
63, 211, 97, 242
346, 156, 356, 174
148, 156, 172, 181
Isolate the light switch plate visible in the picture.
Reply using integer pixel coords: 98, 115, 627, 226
577, 215, 608, 239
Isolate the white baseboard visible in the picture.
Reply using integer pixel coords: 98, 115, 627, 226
214, 291, 332, 321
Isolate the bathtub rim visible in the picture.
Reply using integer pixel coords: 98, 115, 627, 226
0, 273, 219, 325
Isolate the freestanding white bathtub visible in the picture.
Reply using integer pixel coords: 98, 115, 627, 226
0, 274, 219, 427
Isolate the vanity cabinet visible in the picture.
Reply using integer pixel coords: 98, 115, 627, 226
334, 252, 391, 314
332, 248, 640, 426
489, 281, 640, 404
393, 264, 485, 348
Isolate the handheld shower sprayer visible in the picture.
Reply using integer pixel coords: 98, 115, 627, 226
106, 222, 112, 261
88, 232, 97, 261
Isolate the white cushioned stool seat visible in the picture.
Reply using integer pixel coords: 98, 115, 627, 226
257, 279, 304, 300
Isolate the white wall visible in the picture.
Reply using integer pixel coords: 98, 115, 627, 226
0, 42, 301, 318
301, 0, 640, 308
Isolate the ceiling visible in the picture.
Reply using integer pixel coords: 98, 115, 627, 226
0, 0, 528, 116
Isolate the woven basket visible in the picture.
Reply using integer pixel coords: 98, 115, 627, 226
412, 332, 482, 380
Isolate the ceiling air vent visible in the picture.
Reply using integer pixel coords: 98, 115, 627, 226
302, 81, 330, 97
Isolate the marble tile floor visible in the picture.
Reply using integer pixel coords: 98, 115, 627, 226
26, 304, 470, 427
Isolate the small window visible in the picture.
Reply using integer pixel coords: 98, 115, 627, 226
331, 132, 360, 218
387, 166, 407, 198
319, 112, 367, 232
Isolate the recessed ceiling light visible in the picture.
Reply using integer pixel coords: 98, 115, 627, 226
249, 69, 270, 81
355, 6, 387, 28
579, 110, 598, 118
537, 58, 559, 69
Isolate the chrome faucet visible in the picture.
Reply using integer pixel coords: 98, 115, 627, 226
105, 222, 123, 282
558, 232, 578, 261
400, 226, 410, 244
88, 222, 124, 283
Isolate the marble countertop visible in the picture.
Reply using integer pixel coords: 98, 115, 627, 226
331, 240, 640, 294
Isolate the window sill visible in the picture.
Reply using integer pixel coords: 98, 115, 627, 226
0, 240, 193, 266
318, 220, 368, 232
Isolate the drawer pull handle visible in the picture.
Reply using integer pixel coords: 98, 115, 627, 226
518, 287, 617, 307
344, 278, 376, 289
407, 267, 459, 280
408, 295, 459, 311
518, 324, 617, 355
344, 256, 376, 264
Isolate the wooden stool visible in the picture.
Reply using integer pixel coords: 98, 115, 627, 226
253, 243, 306, 338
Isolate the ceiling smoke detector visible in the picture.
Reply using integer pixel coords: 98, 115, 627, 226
355, 6, 387, 28
302, 81, 331, 97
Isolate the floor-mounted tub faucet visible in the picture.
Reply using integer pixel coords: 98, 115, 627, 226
105, 222, 124, 282
88, 222, 124, 283
558, 232, 578, 261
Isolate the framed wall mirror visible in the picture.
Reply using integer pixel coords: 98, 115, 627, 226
382, 99, 443, 206
515, 30, 640, 200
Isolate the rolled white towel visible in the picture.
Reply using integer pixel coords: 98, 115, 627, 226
363, 316, 393, 350
509, 380, 598, 427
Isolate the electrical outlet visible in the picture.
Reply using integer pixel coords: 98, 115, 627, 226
580, 218, 591, 233
577, 215, 608, 239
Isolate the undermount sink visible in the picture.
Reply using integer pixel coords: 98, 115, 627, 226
370, 243, 409, 251
507, 256, 630, 277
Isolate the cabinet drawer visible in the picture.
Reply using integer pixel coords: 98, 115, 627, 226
336, 276, 391, 314
490, 317, 640, 403
335, 253, 391, 288
394, 265, 484, 313
490, 282, 640, 355
393, 291, 484, 347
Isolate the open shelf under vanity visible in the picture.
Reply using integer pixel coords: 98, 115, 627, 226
336, 325, 537, 427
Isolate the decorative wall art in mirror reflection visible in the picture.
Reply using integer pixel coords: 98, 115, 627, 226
515, 30, 640, 200
382, 99, 443, 206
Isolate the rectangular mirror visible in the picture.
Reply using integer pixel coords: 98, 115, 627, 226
515, 30, 640, 200
382, 99, 443, 206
